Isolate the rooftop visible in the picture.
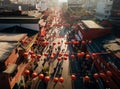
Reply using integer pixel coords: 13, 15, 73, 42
0, 33, 27, 42
0, 26, 38, 36
90, 34, 120, 68
0, 16, 40, 23
0, 33, 27, 62
3, 64, 17, 74
103, 38, 120, 59
81, 20, 104, 29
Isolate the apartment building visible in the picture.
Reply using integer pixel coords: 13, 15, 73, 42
95, 0, 113, 21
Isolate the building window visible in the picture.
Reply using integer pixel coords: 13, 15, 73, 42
105, 15, 108, 18
105, 10, 109, 14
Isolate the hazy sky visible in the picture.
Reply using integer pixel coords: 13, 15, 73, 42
59, 0, 68, 2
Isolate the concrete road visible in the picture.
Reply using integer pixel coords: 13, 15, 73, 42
46, 26, 72, 89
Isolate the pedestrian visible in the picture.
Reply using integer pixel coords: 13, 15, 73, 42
58, 46, 61, 51
61, 40, 63, 43
62, 49, 65, 52
42, 58, 47, 67
55, 48, 57, 52
53, 82, 58, 89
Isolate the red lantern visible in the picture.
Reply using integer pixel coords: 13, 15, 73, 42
106, 71, 112, 77
82, 41, 86, 45
58, 42, 60, 44
72, 41, 77, 45
24, 40, 28, 44
23, 52, 28, 58
45, 42, 49, 45
40, 39, 45, 41
59, 53, 62, 57
77, 53, 82, 57
29, 51, 34, 55
53, 52, 56, 56
93, 73, 99, 79
92, 53, 97, 58
42, 41, 45, 45
71, 55, 75, 59
100, 73, 106, 78
53, 42, 56, 46
45, 76, 50, 82
86, 54, 90, 59
39, 74, 44, 79
71, 74, 76, 80
59, 77, 64, 83
54, 77, 59, 83
37, 54, 41, 59
64, 57, 67, 60
68, 41, 72, 44
32, 72, 37, 78
81, 52, 85, 56
57, 57, 61, 61
24, 70, 30, 75
64, 42, 68, 45
64, 53, 69, 57
43, 41, 49, 45
84, 76, 90, 82
88, 40, 92, 44
50, 55, 54, 60
76, 41, 79, 45
44, 53, 48, 56
31, 54, 36, 59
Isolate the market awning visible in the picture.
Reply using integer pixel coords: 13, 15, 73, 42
3, 64, 17, 74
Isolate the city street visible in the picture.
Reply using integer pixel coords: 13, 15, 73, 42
22, 6, 120, 89
0, 0, 120, 89
29, 10, 73, 89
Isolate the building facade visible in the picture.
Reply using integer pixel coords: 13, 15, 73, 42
95, 0, 113, 21
109, 0, 120, 26
67, 0, 83, 8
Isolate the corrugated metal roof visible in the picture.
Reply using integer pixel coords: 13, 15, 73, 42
104, 43, 120, 51
0, 42, 17, 62
0, 16, 39, 23
0, 33, 26, 42
103, 38, 120, 59
0, 26, 38, 36
3, 64, 17, 74
0, 33, 27, 62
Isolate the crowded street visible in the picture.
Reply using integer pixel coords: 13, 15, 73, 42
23, 9, 74, 89
0, 0, 120, 89
20, 7, 120, 89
